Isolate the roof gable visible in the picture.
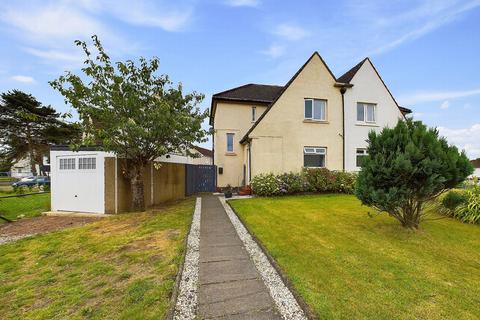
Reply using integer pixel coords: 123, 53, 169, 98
347, 58, 412, 116
240, 52, 337, 143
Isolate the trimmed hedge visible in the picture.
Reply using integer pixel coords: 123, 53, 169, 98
250, 168, 357, 197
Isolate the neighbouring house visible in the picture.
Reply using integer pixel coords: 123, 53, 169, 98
211, 52, 412, 188
471, 158, 480, 178
191, 146, 213, 165
9, 155, 50, 178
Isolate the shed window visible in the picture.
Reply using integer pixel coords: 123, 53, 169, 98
305, 99, 326, 121
59, 158, 75, 170
303, 147, 326, 168
226, 133, 234, 152
79, 157, 96, 170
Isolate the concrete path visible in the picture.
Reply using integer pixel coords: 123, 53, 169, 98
198, 195, 282, 319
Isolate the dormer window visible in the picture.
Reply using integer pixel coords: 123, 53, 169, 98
304, 99, 327, 121
357, 103, 376, 123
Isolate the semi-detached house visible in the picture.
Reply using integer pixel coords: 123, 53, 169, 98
210, 52, 412, 188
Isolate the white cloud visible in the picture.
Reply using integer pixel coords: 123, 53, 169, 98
0, 4, 105, 42
24, 47, 84, 63
103, 0, 193, 32
343, 0, 480, 57
11, 75, 35, 83
225, 0, 260, 7
399, 87, 480, 105
261, 44, 286, 59
438, 124, 480, 159
273, 23, 310, 41
440, 100, 450, 109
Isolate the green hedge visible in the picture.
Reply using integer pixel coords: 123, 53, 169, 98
250, 168, 357, 197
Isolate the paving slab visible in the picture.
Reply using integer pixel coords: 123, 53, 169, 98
198, 195, 282, 320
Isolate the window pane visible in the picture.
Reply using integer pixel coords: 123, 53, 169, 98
304, 100, 312, 118
366, 104, 375, 122
227, 133, 234, 152
252, 107, 256, 122
357, 103, 364, 121
304, 154, 325, 167
313, 100, 326, 120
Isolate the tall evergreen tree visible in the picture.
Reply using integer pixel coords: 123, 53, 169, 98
0, 90, 80, 174
355, 119, 473, 229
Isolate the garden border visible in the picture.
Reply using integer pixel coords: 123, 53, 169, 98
170, 197, 201, 320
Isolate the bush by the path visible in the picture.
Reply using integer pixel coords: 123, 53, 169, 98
439, 187, 480, 224
251, 169, 356, 196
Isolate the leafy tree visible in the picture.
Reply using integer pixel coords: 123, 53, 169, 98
355, 119, 473, 229
0, 90, 80, 174
50, 36, 209, 211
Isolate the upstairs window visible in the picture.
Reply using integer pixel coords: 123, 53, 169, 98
251, 106, 256, 122
303, 147, 326, 168
357, 103, 376, 123
305, 99, 326, 121
356, 149, 368, 167
226, 133, 234, 152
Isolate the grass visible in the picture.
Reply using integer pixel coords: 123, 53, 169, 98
0, 193, 50, 223
230, 194, 480, 320
0, 198, 195, 319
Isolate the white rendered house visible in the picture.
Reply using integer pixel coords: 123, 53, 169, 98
338, 58, 411, 171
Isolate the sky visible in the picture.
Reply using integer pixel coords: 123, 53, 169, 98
1, 0, 479, 159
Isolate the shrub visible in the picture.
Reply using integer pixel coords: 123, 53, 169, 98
250, 169, 356, 196
278, 172, 304, 194
250, 173, 280, 196
454, 187, 480, 224
355, 119, 473, 229
441, 191, 467, 212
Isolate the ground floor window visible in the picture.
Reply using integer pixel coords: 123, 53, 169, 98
303, 147, 326, 167
356, 148, 368, 167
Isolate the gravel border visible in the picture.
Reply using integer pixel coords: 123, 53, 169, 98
220, 197, 307, 320
173, 197, 201, 320
0, 234, 34, 245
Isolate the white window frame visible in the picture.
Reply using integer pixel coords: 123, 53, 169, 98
304, 99, 327, 121
356, 148, 368, 167
226, 133, 234, 153
357, 103, 376, 123
251, 106, 256, 122
303, 147, 327, 168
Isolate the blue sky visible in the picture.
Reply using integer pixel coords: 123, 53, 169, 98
1, 0, 479, 158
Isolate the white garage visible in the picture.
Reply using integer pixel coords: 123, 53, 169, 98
50, 148, 113, 214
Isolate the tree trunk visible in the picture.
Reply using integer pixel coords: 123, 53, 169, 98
129, 163, 145, 212
400, 202, 422, 229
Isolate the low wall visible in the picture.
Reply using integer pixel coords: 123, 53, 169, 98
104, 158, 186, 213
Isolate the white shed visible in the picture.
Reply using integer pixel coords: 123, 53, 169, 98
50, 148, 114, 214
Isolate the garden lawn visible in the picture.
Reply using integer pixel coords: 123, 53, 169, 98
0, 198, 195, 319
230, 194, 480, 320
0, 193, 50, 223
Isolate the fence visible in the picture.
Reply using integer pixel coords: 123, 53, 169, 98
0, 192, 51, 223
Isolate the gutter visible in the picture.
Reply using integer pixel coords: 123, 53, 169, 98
340, 87, 347, 171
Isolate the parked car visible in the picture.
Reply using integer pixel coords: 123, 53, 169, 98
12, 176, 50, 187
